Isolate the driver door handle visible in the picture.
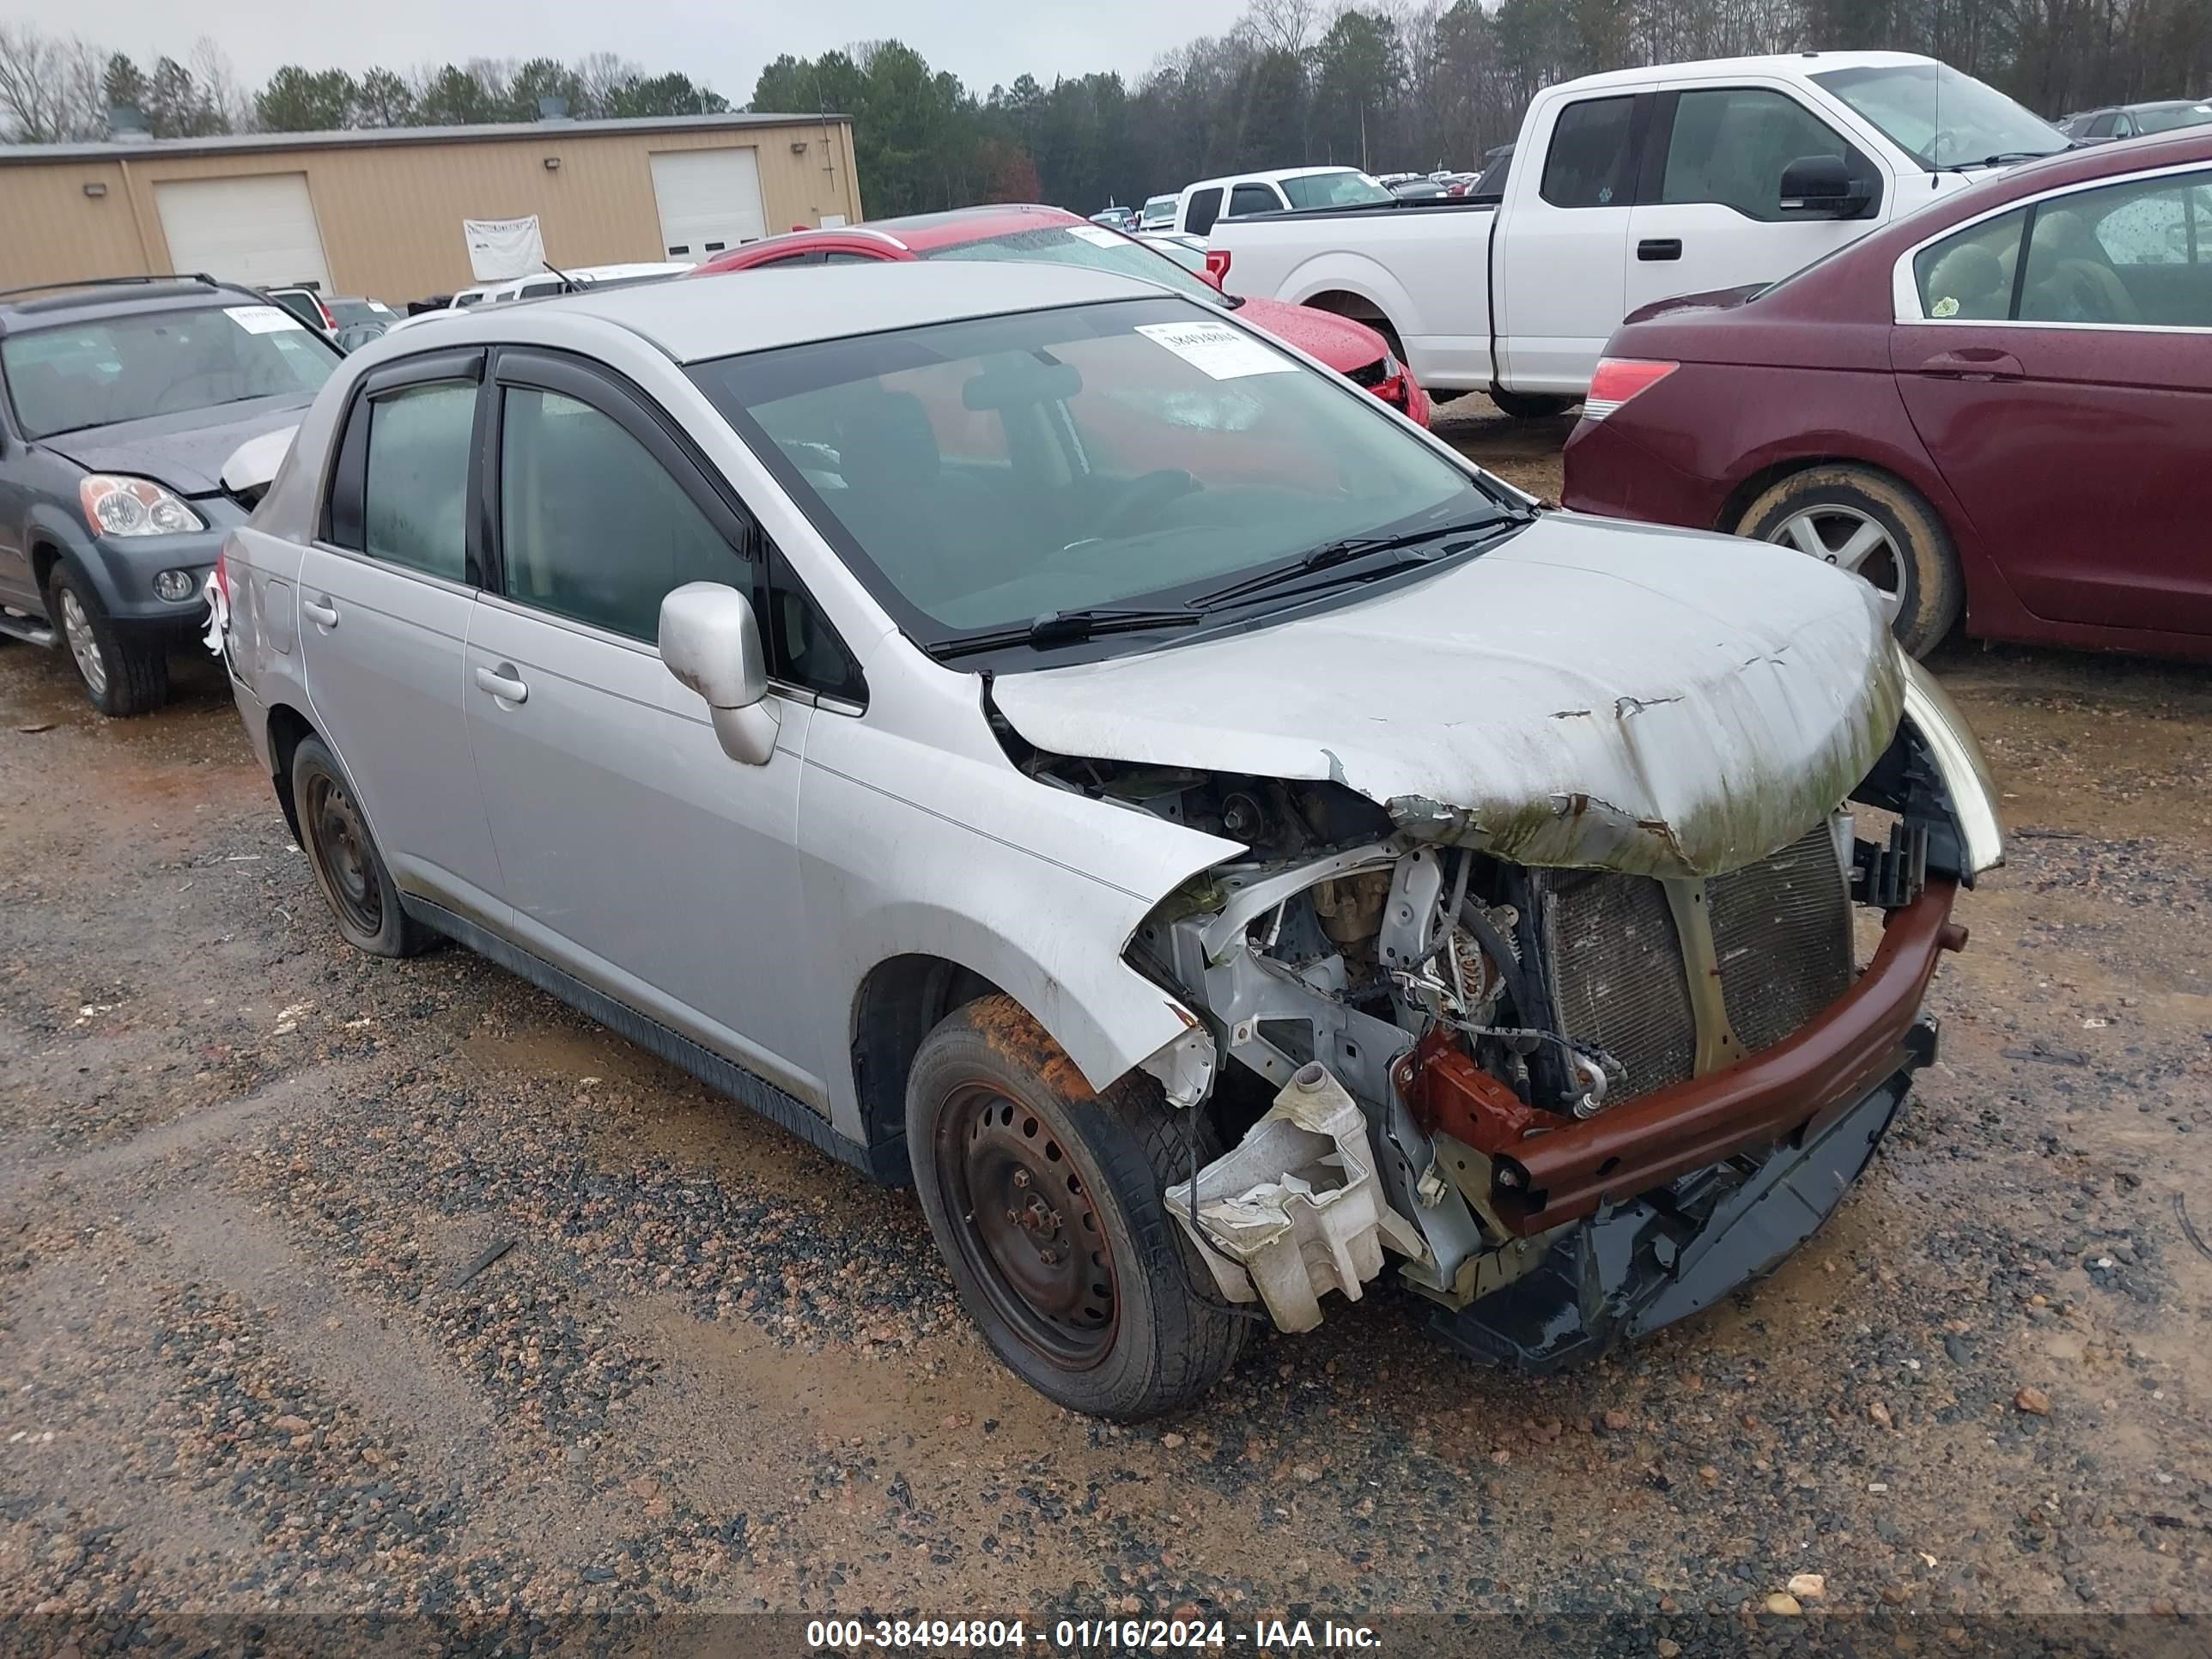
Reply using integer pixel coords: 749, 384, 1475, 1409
474, 663, 528, 704
1914, 347, 2024, 380
1637, 238, 1683, 261
302, 596, 338, 628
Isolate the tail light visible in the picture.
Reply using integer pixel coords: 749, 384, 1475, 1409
1581, 357, 1678, 421
313, 295, 336, 331
1203, 247, 1231, 289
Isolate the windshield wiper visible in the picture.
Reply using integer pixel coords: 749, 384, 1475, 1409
931, 605, 1203, 659
1190, 512, 1524, 610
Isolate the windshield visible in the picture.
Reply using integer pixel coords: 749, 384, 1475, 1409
690, 296, 1501, 654
1811, 63, 2067, 168
2137, 102, 2212, 134
326, 299, 392, 326
2, 304, 339, 439
1281, 170, 1394, 209
920, 224, 1224, 306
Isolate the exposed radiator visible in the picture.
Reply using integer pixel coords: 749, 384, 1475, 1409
1543, 825, 1853, 1101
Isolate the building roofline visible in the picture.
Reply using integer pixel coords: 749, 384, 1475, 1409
0, 110, 851, 167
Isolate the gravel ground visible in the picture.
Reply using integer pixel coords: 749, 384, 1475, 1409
2, 409, 2207, 1654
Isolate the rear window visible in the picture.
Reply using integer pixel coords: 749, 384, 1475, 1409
1, 304, 339, 439
326, 299, 392, 326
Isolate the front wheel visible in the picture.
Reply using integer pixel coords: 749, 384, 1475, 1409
49, 567, 168, 717
906, 994, 1249, 1419
1735, 465, 1963, 659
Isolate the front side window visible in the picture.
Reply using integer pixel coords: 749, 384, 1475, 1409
691, 296, 1508, 656
362, 381, 475, 580
1913, 208, 2027, 319
1229, 183, 1280, 217
1662, 88, 1862, 221
920, 224, 1223, 305
0, 305, 339, 439
1810, 62, 2065, 169
1280, 171, 1392, 210
2086, 112, 2118, 138
1542, 96, 1638, 209
497, 387, 744, 640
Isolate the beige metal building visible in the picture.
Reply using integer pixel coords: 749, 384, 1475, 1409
0, 112, 862, 303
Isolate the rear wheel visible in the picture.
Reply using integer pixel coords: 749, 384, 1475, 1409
49, 567, 167, 717
291, 735, 439, 958
906, 994, 1248, 1419
1735, 465, 1963, 659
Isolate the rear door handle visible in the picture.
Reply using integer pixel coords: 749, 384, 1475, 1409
301, 596, 338, 628
1637, 238, 1683, 262
473, 663, 528, 704
1915, 347, 2023, 380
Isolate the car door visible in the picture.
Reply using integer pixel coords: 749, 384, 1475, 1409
1893, 162, 2212, 637
300, 346, 506, 914
0, 386, 40, 611
1623, 84, 1887, 313
1496, 88, 1654, 393
462, 347, 832, 1105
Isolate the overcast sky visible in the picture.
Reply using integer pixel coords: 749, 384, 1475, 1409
36, 0, 1255, 100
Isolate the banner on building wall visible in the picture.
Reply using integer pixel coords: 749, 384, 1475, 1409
463, 216, 547, 282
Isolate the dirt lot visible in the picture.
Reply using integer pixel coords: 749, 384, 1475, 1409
3, 409, 2208, 1652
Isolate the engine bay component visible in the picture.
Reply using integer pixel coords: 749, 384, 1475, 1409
1166, 1061, 1425, 1332
1397, 1028, 1571, 1155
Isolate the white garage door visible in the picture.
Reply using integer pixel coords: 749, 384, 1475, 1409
155, 173, 331, 291
649, 149, 767, 264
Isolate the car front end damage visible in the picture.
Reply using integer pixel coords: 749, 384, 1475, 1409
1057, 653, 2002, 1370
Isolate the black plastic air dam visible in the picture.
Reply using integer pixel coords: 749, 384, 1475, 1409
1427, 1020, 1934, 1375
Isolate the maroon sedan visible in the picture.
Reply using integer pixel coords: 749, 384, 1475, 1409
1562, 127, 2212, 660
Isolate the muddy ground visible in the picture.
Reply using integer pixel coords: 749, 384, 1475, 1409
2, 407, 2207, 1654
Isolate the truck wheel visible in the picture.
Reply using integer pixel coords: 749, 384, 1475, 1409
1488, 390, 1577, 420
49, 567, 168, 717
291, 735, 439, 958
907, 994, 1249, 1419
1735, 465, 1963, 659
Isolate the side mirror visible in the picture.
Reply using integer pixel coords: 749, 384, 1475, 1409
659, 580, 778, 765
1779, 153, 1870, 217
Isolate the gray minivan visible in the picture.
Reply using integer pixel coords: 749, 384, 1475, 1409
214, 262, 2002, 1419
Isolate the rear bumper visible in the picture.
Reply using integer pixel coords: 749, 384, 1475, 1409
1491, 879, 1965, 1236
1559, 415, 1727, 527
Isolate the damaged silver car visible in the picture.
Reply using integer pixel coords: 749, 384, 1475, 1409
214, 263, 2002, 1419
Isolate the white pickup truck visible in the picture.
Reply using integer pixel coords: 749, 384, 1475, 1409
1210, 51, 2069, 414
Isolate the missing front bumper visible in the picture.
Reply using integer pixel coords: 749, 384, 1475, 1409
1427, 1019, 1934, 1374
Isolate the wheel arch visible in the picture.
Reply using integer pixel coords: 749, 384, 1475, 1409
264, 702, 317, 842
848, 952, 1008, 1183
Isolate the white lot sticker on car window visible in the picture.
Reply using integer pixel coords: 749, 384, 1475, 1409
1068, 224, 1126, 246
1135, 320, 1297, 380
226, 305, 306, 335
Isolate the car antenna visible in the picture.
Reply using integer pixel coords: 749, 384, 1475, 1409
1929, 63, 1942, 189
543, 258, 581, 291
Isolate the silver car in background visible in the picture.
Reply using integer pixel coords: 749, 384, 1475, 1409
215, 264, 2002, 1419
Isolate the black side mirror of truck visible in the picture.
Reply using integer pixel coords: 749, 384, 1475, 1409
1779, 154, 1873, 218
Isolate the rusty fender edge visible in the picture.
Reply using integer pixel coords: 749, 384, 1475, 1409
1490, 880, 1966, 1236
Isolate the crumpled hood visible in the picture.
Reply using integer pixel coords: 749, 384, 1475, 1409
991, 513, 1905, 879
46, 396, 317, 496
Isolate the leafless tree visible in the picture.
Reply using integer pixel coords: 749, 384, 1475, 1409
0, 22, 106, 142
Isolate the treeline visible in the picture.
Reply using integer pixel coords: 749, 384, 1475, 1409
7, 0, 2210, 212
758, 0, 2212, 219
0, 25, 730, 143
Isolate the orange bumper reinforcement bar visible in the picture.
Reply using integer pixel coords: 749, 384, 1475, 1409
1489, 880, 1966, 1237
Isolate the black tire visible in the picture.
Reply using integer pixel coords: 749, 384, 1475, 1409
1488, 389, 1577, 420
907, 994, 1249, 1419
48, 565, 168, 717
1735, 464, 1964, 659
290, 735, 439, 958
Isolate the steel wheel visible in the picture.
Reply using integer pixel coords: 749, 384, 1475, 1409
938, 1084, 1120, 1370
58, 586, 107, 698
1767, 505, 1904, 622
303, 771, 384, 939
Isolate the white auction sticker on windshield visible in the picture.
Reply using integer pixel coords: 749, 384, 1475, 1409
226, 304, 305, 334
1068, 223, 1126, 246
1135, 320, 1296, 380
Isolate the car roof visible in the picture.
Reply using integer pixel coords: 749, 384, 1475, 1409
0, 276, 268, 337
1552, 48, 1940, 94
1182, 166, 1370, 194
460, 259, 1184, 363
